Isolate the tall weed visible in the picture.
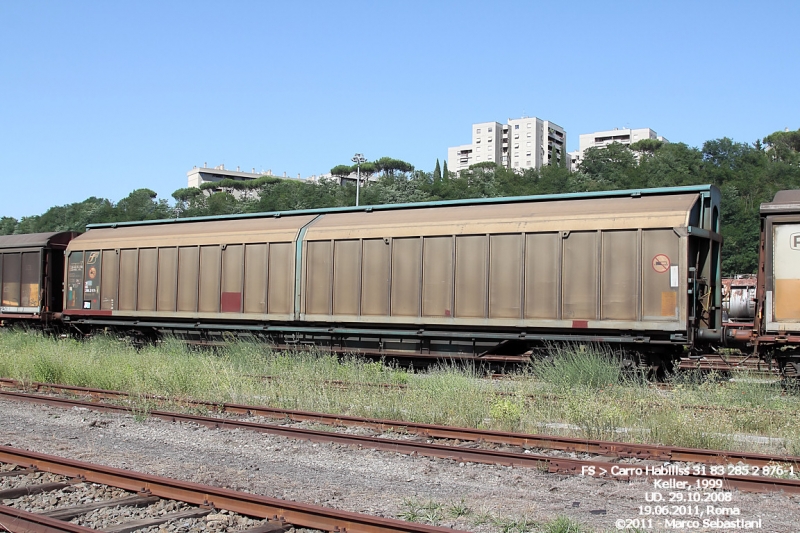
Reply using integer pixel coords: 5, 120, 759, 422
532, 344, 627, 389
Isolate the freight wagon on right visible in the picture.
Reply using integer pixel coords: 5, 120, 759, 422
744, 190, 800, 375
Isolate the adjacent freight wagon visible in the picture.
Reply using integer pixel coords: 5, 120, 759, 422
61, 186, 723, 366
0, 231, 77, 324
750, 190, 800, 374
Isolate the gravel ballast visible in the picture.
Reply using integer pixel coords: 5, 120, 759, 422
1, 397, 799, 532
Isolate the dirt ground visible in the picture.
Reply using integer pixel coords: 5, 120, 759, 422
1, 397, 798, 532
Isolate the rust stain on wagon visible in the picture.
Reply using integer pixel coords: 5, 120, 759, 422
775, 279, 800, 321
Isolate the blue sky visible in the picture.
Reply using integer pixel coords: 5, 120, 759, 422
1, 1, 798, 219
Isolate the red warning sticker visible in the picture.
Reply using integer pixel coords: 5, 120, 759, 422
652, 254, 670, 273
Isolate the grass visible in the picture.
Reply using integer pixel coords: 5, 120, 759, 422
539, 516, 588, 533
529, 344, 634, 390
398, 498, 444, 526
2, 330, 800, 458
399, 497, 588, 533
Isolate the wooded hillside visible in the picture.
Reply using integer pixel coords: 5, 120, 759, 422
3, 131, 799, 276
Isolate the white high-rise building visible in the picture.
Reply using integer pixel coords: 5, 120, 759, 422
569, 128, 668, 170
447, 117, 566, 174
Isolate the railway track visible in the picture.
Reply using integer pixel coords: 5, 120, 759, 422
0, 447, 458, 533
678, 353, 780, 374
1, 376, 788, 437
1, 380, 799, 496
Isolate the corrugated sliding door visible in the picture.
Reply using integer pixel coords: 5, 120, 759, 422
361, 239, 390, 316
455, 235, 487, 318
489, 234, 522, 319
157, 248, 177, 312
642, 229, 679, 320
137, 248, 157, 312
177, 247, 199, 313
391, 237, 421, 317
268, 243, 293, 315
221, 245, 243, 313
118, 249, 137, 311
305, 241, 331, 315
198, 246, 221, 313
243, 244, 267, 314
100, 250, 118, 310
524, 233, 559, 319
601, 231, 637, 320
562, 232, 597, 320
422, 236, 453, 317
333, 240, 360, 315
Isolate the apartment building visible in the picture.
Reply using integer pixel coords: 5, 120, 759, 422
447, 117, 566, 174
570, 128, 668, 169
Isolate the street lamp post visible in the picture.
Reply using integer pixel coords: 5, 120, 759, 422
351, 153, 366, 206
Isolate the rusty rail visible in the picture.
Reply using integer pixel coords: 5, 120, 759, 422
0, 446, 457, 533
1, 379, 797, 469
0, 505, 98, 533
2, 387, 800, 495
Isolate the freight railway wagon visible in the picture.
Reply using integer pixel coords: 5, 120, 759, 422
60, 185, 723, 366
0, 232, 76, 324
752, 190, 800, 374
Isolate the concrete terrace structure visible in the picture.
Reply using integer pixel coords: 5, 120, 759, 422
448, 117, 566, 174
187, 164, 307, 189
187, 164, 387, 195
187, 164, 337, 190
569, 128, 668, 170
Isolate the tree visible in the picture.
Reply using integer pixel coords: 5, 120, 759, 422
494, 166, 540, 197
442, 160, 449, 179
468, 161, 500, 170
359, 171, 434, 206
172, 187, 208, 218
331, 162, 377, 179
701, 138, 774, 275
172, 187, 204, 203
702, 138, 751, 170
549, 146, 559, 167
763, 128, 800, 164
203, 191, 238, 215
433, 159, 441, 181
536, 164, 573, 195
629, 138, 665, 155
8, 197, 115, 233
637, 143, 704, 188
15, 216, 41, 234
358, 162, 378, 177
579, 142, 638, 189
330, 164, 352, 178
114, 189, 171, 222
373, 157, 414, 178
0, 217, 18, 235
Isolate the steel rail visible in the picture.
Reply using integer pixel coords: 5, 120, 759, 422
2, 389, 800, 495
0, 446, 456, 533
0, 390, 552, 469
0, 504, 98, 533
2, 379, 798, 470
